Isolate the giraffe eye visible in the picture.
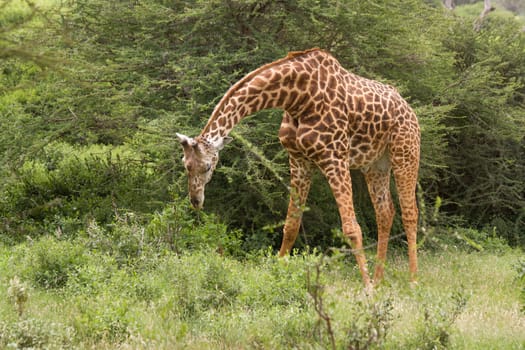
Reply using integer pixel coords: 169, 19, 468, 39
205, 163, 212, 172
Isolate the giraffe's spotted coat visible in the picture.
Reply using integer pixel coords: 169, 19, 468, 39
178, 49, 420, 288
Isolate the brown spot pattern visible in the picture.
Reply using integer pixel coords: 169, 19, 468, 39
182, 49, 420, 289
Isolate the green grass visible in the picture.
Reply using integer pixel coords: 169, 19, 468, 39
0, 236, 524, 349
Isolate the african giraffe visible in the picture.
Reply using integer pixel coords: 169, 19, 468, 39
176, 48, 420, 289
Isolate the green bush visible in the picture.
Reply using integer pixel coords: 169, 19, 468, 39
155, 252, 242, 320
237, 251, 312, 309
71, 292, 135, 343
418, 226, 507, 254
146, 204, 243, 257
12, 236, 90, 289
76, 201, 243, 266
418, 201, 512, 253
405, 292, 469, 350
343, 298, 394, 349
0, 318, 76, 350
2, 0, 525, 251
153, 251, 318, 348
1, 142, 170, 240
82, 215, 149, 267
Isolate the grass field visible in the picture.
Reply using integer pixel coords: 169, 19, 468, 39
0, 236, 524, 349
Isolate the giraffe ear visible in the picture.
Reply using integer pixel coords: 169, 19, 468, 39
223, 136, 233, 146
215, 136, 233, 150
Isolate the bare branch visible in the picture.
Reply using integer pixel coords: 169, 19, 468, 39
306, 257, 336, 350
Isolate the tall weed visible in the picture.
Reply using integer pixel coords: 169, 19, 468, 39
516, 258, 525, 313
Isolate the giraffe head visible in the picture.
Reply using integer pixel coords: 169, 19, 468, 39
176, 133, 232, 209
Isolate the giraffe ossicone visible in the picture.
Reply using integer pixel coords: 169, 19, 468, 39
175, 133, 196, 147
177, 48, 420, 288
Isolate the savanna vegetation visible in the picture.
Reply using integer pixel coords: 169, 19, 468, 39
1, 0, 524, 348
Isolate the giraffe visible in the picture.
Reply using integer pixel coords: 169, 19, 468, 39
176, 48, 420, 289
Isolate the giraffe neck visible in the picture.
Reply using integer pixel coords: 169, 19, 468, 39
199, 49, 327, 145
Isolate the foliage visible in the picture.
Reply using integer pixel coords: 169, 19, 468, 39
7, 276, 28, 317
517, 258, 525, 313
437, 9, 525, 245
0, 318, 75, 350
344, 298, 394, 350
146, 203, 243, 257
405, 292, 469, 349
1, 3, 524, 347
421, 225, 512, 254
1, 237, 523, 349
13, 235, 91, 289
0, 0, 524, 250
307, 254, 395, 350
0, 0, 60, 66
0, 141, 171, 242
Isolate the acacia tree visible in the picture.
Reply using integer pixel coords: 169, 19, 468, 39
438, 11, 525, 243
1, 0, 523, 247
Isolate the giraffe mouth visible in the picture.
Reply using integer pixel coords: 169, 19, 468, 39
190, 196, 204, 210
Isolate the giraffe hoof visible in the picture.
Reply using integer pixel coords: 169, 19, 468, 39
409, 281, 419, 289
372, 277, 383, 288
364, 283, 375, 297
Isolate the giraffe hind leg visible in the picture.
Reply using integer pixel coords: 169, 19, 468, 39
278, 155, 312, 256
394, 168, 419, 283
363, 155, 395, 285
391, 148, 420, 283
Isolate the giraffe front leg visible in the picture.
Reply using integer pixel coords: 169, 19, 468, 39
278, 155, 312, 256
343, 215, 372, 291
320, 160, 372, 289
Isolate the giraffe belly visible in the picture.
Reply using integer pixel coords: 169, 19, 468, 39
347, 142, 388, 170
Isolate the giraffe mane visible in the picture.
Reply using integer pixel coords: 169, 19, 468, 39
203, 48, 326, 134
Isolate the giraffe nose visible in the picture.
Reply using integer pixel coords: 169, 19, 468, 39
190, 196, 202, 209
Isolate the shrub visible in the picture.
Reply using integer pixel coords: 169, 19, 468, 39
12, 236, 90, 289
146, 204, 243, 257
306, 253, 394, 350
421, 224, 511, 254
406, 291, 469, 349
0, 318, 76, 350
344, 298, 394, 350
83, 214, 148, 267
0, 142, 170, 240
165, 252, 242, 319
237, 250, 314, 309
7, 276, 29, 317
71, 293, 134, 343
